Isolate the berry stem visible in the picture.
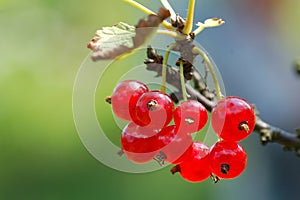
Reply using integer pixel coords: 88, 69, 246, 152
123, 0, 173, 30
192, 46, 223, 101
161, 43, 177, 92
179, 59, 188, 101
156, 29, 185, 40
182, 0, 195, 35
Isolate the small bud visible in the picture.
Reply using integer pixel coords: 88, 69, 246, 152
203, 18, 225, 28
193, 18, 225, 35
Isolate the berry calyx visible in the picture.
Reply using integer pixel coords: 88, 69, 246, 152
209, 140, 247, 179
171, 142, 211, 182
134, 90, 174, 130
211, 96, 255, 141
111, 80, 148, 121
174, 100, 208, 135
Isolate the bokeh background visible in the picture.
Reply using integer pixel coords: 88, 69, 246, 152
1, 0, 300, 199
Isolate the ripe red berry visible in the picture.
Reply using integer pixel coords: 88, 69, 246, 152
120, 123, 158, 163
134, 90, 174, 130
154, 125, 193, 164
121, 122, 185, 163
211, 96, 255, 141
171, 142, 211, 182
174, 100, 208, 135
111, 80, 148, 121
209, 140, 247, 179
121, 123, 160, 153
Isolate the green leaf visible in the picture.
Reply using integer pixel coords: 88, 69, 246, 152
87, 22, 136, 53
87, 8, 170, 60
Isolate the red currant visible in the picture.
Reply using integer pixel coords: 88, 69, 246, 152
121, 123, 160, 153
120, 123, 159, 163
134, 90, 174, 130
111, 80, 148, 121
211, 96, 255, 141
162, 139, 193, 164
209, 140, 247, 179
154, 125, 193, 164
171, 142, 211, 182
174, 100, 208, 135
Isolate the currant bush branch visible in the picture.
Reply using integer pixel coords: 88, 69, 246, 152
144, 49, 300, 157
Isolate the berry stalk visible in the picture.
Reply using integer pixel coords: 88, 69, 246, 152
123, 0, 173, 30
179, 59, 188, 101
161, 43, 177, 92
182, 0, 196, 35
192, 46, 223, 101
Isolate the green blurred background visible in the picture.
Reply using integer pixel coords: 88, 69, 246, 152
1, 0, 300, 200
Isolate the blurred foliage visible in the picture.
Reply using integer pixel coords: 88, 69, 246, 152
1, 0, 300, 200
295, 58, 300, 75
0, 0, 213, 199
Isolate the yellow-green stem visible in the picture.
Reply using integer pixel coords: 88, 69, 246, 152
161, 43, 176, 92
179, 60, 188, 101
182, 0, 195, 35
123, 0, 173, 30
156, 29, 186, 40
192, 46, 222, 101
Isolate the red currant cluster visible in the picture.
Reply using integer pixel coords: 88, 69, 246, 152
109, 80, 255, 183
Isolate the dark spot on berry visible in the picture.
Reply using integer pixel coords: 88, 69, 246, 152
220, 163, 230, 174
